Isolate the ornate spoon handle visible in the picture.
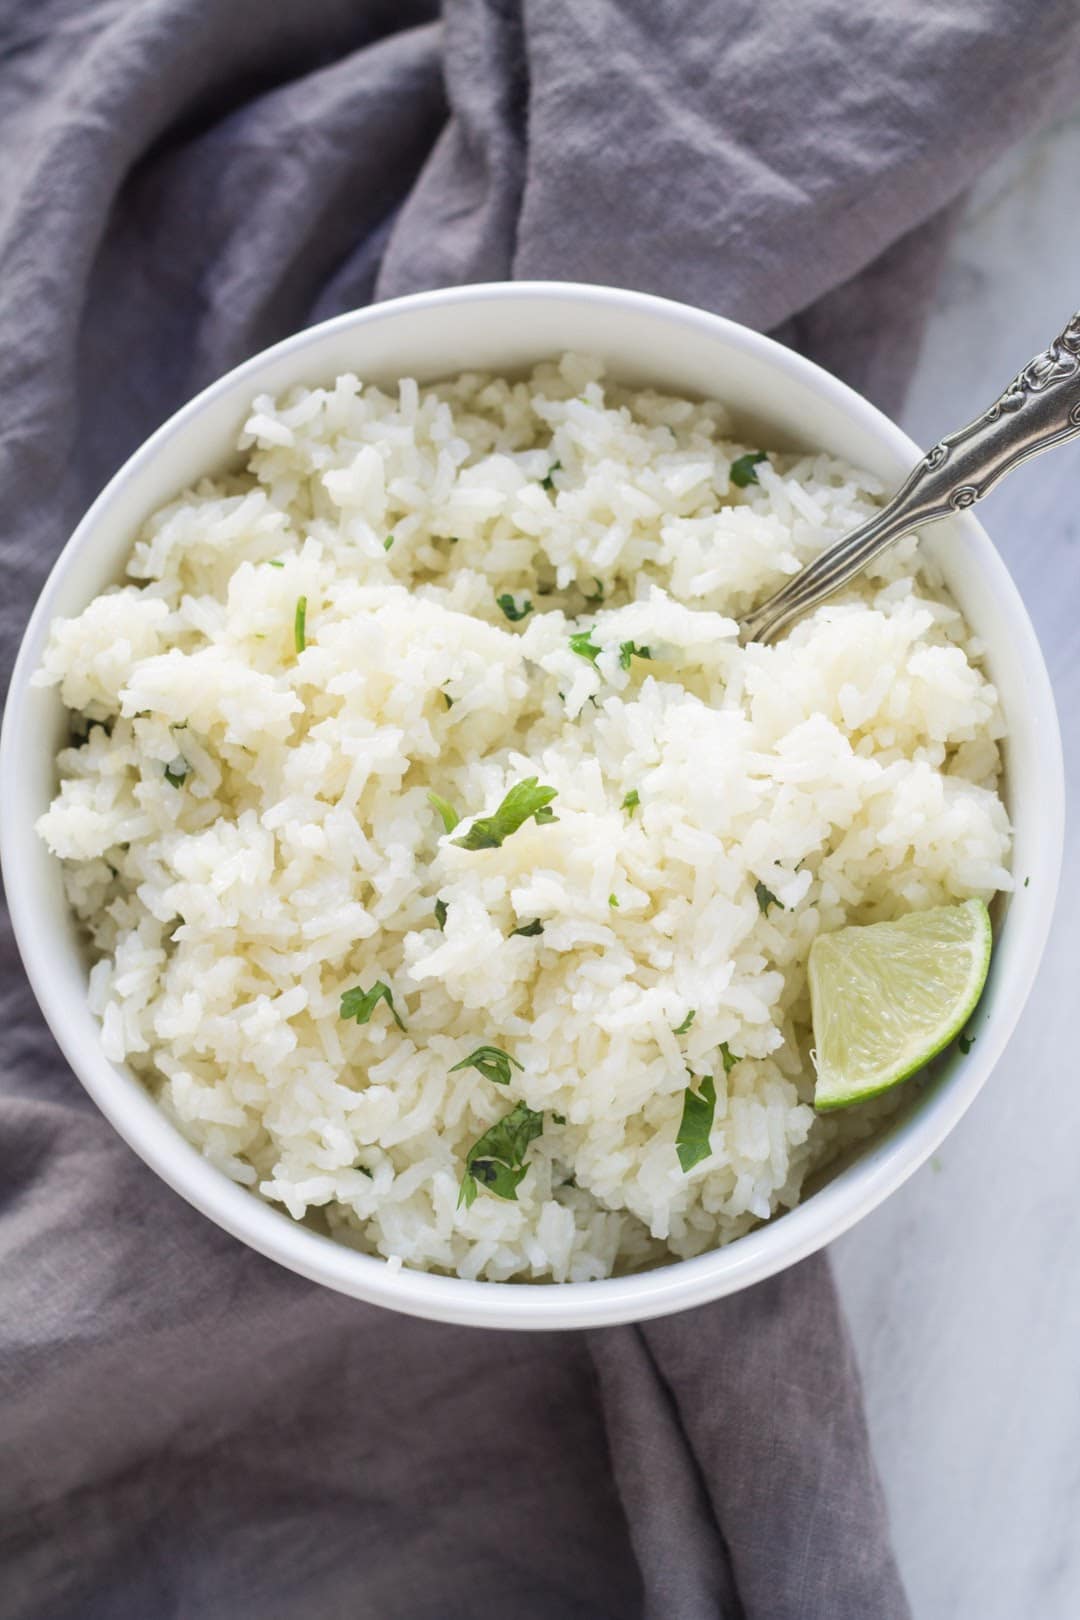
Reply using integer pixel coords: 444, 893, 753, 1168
742, 311, 1080, 644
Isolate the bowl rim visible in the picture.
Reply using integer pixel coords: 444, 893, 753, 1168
0, 279, 1065, 1330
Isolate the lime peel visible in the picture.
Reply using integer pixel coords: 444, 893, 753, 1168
808, 898, 992, 1112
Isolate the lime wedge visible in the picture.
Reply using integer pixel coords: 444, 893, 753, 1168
808, 898, 992, 1111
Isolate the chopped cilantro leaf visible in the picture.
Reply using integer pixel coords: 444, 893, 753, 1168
719, 1042, 738, 1075
357, 1164, 374, 1178
540, 460, 562, 492
442, 690, 454, 709
622, 789, 640, 814
730, 451, 768, 488
673, 1010, 696, 1035
340, 980, 405, 1031
267, 558, 285, 568
457, 1101, 544, 1207
452, 778, 558, 850
676, 1074, 717, 1172
552, 1113, 567, 1125
384, 535, 395, 551
449, 1045, 523, 1087
608, 894, 619, 909
1024, 876, 1030, 888
569, 628, 601, 664
958, 1033, 974, 1055
618, 640, 652, 671
434, 898, 448, 931
164, 757, 190, 789
755, 880, 782, 914
497, 592, 533, 623
428, 792, 460, 834
511, 918, 544, 937
294, 595, 307, 654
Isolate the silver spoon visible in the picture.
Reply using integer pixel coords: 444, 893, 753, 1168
741, 310, 1080, 644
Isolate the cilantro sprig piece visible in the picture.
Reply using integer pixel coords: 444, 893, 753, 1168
497, 593, 533, 623
384, 534, 395, 551
294, 595, 308, 654
622, 789, 640, 815
755, 880, 783, 914
618, 640, 652, 671
434, 898, 448, 931
340, 981, 405, 1031
452, 777, 558, 850
450, 1045, 523, 1087
457, 1102, 544, 1207
569, 628, 601, 665
428, 791, 460, 834
673, 1010, 696, 1036
164, 757, 190, 789
719, 1042, 739, 1075
676, 1074, 716, 1172
511, 918, 544, 937
730, 451, 768, 488
540, 460, 562, 492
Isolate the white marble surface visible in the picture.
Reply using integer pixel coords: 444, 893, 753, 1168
833, 113, 1080, 1620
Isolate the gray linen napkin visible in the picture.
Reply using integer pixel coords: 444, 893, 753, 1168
2, 4, 1078, 1616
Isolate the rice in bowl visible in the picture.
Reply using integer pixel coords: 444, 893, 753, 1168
34, 355, 1012, 1282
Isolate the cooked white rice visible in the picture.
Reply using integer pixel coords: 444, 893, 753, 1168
35, 354, 1012, 1283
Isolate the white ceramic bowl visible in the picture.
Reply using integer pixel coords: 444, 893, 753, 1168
1, 283, 1064, 1330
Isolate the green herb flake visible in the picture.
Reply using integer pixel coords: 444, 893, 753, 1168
730, 451, 768, 488
294, 595, 308, 655
457, 1101, 544, 1207
719, 1042, 739, 1075
755, 880, 782, 914
450, 1044, 523, 1087
618, 640, 652, 671
608, 894, 619, 909
497, 593, 533, 623
164, 758, 190, 789
958, 1033, 974, 1055
552, 1113, 567, 1125
511, 918, 544, 937
428, 791, 460, 834
452, 777, 559, 850
384, 535, 395, 551
676, 1074, 717, 1173
442, 690, 454, 710
673, 1010, 696, 1036
622, 789, 640, 815
540, 460, 562, 492
357, 1164, 374, 1179
434, 898, 448, 931
340, 980, 405, 1031
1024, 876, 1030, 888
569, 628, 601, 665
267, 559, 285, 568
